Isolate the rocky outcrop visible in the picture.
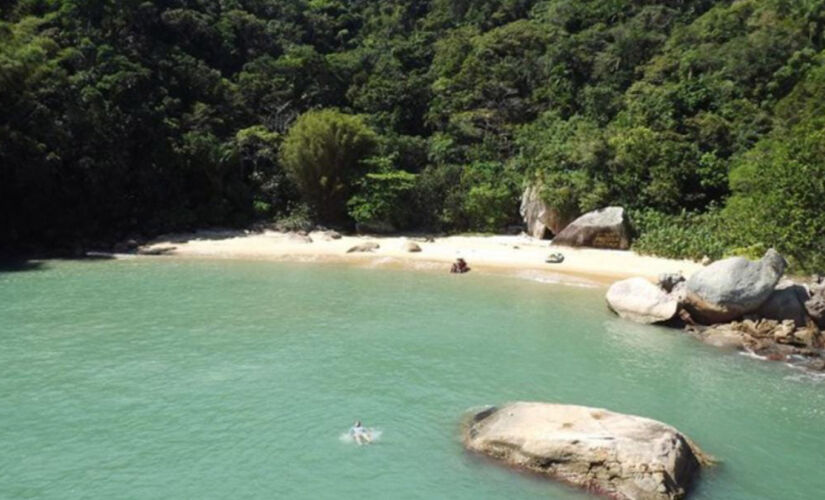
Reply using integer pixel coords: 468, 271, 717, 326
683, 249, 786, 324
606, 278, 680, 324
606, 250, 825, 373
464, 402, 708, 500
519, 184, 570, 239
552, 207, 631, 250
346, 242, 380, 253
688, 319, 823, 369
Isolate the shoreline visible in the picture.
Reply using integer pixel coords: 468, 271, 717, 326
134, 229, 704, 286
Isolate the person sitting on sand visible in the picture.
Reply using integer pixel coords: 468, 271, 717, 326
350, 420, 372, 445
450, 258, 470, 274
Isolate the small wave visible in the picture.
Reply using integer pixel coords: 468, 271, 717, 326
737, 350, 768, 361
511, 270, 598, 288
339, 428, 382, 444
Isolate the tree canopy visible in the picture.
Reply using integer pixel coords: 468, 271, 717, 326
1, 0, 824, 271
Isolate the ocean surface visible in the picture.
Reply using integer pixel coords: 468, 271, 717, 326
1, 258, 824, 499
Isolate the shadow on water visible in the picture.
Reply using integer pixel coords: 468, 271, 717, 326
0, 253, 116, 274
0, 259, 47, 273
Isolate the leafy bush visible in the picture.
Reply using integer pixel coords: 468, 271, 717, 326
631, 208, 737, 262
460, 161, 520, 232
724, 125, 825, 273
273, 204, 314, 233
279, 109, 377, 224
347, 167, 417, 231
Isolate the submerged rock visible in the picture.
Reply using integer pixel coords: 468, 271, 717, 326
464, 402, 708, 500
683, 249, 786, 324
551, 206, 631, 250
346, 242, 380, 253
606, 277, 679, 324
689, 318, 823, 359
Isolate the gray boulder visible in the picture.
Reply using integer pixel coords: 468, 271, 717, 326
805, 281, 825, 328
606, 278, 680, 324
321, 230, 342, 241
551, 206, 631, 250
137, 245, 176, 256
401, 241, 422, 253
519, 184, 570, 239
683, 249, 787, 324
756, 281, 810, 327
464, 402, 708, 500
805, 294, 825, 328
346, 242, 380, 253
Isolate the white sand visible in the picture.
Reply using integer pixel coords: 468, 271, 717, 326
138, 230, 703, 285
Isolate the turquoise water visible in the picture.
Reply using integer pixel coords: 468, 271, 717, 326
1, 258, 824, 499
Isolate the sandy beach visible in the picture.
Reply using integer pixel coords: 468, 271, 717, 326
137, 229, 704, 285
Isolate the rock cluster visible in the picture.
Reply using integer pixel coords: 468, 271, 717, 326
463, 402, 709, 500
682, 249, 786, 323
605, 249, 825, 372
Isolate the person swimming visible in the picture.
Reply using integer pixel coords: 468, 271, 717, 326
350, 420, 372, 445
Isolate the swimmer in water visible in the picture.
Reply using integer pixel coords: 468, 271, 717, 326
350, 420, 372, 445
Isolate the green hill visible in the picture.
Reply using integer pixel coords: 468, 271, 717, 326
2, 0, 823, 270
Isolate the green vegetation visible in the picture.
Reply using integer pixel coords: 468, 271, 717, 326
1, 0, 824, 271
280, 109, 377, 223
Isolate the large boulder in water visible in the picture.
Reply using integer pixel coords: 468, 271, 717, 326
551, 207, 631, 249
519, 184, 571, 239
683, 249, 787, 324
606, 277, 680, 324
464, 402, 708, 500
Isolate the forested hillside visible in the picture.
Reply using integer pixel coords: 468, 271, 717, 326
2, 0, 824, 270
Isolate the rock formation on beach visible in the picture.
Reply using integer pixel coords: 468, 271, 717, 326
552, 207, 631, 250
463, 402, 709, 500
605, 249, 825, 372
346, 241, 380, 253
401, 241, 422, 252
682, 249, 786, 323
520, 184, 571, 239
606, 277, 680, 324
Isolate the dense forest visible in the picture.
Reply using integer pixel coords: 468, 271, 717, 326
1, 0, 824, 270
